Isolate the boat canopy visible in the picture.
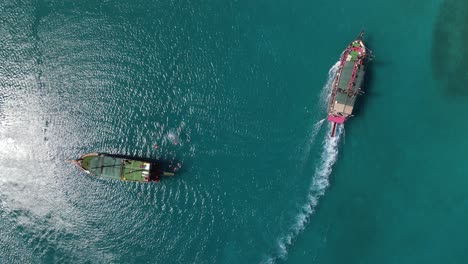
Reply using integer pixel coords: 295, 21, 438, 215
86, 155, 122, 179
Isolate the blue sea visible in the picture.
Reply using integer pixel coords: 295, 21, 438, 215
1, 0, 468, 263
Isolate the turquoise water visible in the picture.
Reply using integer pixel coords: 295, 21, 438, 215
1, 0, 467, 263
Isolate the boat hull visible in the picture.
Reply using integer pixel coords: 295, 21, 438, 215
75, 153, 173, 182
327, 33, 367, 125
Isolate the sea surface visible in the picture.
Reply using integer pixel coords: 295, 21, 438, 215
1, 0, 467, 263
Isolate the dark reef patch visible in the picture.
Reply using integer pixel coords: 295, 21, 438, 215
432, 0, 468, 97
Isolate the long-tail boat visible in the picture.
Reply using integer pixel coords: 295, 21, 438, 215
70, 153, 175, 182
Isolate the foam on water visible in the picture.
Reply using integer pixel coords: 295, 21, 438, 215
265, 125, 344, 263
263, 62, 344, 263
298, 60, 340, 164
320, 61, 341, 108
298, 118, 325, 167
309, 119, 326, 145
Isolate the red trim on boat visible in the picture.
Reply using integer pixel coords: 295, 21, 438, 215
328, 115, 346, 124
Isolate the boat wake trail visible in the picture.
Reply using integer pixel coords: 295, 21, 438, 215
265, 124, 344, 263
299, 118, 325, 165
263, 61, 343, 263
309, 119, 325, 145
299, 60, 341, 164
320, 61, 341, 109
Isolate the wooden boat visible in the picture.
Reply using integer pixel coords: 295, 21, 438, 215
70, 153, 174, 182
328, 31, 368, 137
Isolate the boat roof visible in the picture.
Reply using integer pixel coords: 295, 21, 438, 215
80, 154, 151, 181
327, 35, 367, 123
329, 41, 366, 117
82, 155, 122, 179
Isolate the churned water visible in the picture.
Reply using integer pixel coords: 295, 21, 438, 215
1, 0, 467, 263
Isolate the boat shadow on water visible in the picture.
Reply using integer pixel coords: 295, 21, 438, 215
432, 0, 468, 98
348, 42, 376, 119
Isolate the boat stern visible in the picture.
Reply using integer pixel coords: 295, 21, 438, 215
328, 115, 346, 124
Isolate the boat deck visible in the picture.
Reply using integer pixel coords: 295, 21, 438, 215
122, 160, 150, 181
80, 154, 152, 182
82, 155, 122, 180
328, 39, 366, 119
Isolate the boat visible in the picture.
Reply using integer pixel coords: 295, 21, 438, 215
70, 153, 175, 182
328, 31, 368, 137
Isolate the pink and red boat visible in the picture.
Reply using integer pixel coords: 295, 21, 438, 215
328, 31, 368, 137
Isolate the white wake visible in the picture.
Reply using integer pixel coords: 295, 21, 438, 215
320, 61, 341, 109
298, 61, 341, 165
265, 125, 343, 263
263, 61, 343, 263
298, 118, 325, 167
